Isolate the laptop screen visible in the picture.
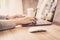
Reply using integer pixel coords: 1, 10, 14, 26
36, 0, 57, 22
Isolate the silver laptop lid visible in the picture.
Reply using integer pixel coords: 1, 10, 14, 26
35, 0, 57, 22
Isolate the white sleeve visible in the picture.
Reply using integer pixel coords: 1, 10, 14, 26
0, 14, 7, 19
0, 20, 16, 30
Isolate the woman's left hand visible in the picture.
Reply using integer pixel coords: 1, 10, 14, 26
6, 14, 25, 19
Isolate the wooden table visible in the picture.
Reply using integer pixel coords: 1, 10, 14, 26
0, 24, 60, 40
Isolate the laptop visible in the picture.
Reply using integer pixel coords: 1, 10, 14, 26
22, 8, 56, 26
22, 0, 57, 26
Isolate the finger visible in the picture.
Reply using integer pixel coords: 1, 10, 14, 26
32, 21, 36, 23
29, 20, 36, 23
30, 18, 36, 21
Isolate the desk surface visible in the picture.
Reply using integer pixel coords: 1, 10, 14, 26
0, 24, 60, 40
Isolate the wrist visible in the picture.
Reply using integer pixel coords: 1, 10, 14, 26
6, 15, 9, 19
14, 19, 23, 25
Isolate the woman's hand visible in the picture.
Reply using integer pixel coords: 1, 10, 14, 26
6, 14, 25, 19
21, 17, 35, 24
15, 17, 36, 25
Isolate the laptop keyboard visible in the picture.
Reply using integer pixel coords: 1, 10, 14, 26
22, 19, 52, 26
36, 19, 51, 24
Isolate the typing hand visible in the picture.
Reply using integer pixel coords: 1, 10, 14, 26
6, 14, 25, 19
21, 17, 36, 24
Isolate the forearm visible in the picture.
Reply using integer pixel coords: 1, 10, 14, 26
14, 17, 35, 25
14, 18, 26, 25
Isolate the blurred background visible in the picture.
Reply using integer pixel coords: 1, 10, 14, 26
0, 0, 60, 24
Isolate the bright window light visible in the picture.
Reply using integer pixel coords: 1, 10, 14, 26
0, 0, 23, 16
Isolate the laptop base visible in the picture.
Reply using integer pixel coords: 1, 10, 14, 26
22, 23, 52, 27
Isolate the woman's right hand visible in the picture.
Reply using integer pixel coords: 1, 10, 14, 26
15, 17, 36, 25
